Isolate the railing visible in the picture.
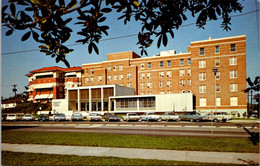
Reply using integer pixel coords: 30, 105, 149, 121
29, 78, 64, 85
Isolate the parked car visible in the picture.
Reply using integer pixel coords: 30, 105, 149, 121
160, 112, 180, 121
38, 114, 49, 121
179, 113, 207, 122
65, 114, 72, 121
22, 114, 34, 121
1, 114, 8, 121
207, 112, 232, 122
141, 112, 161, 121
54, 113, 66, 121
71, 113, 84, 121
86, 113, 102, 121
122, 113, 141, 122
6, 114, 20, 121
104, 113, 121, 122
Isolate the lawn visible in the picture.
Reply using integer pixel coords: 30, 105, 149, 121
1, 151, 242, 166
2, 131, 259, 153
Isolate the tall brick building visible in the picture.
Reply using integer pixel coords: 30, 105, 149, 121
27, 35, 247, 114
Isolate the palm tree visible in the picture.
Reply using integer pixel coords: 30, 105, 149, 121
244, 76, 260, 117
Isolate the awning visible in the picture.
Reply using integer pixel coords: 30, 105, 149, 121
34, 84, 54, 89
35, 94, 53, 99
65, 72, 76, 76
34, 72, 53, 77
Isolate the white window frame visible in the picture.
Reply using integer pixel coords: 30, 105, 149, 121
215, 46, 220, 54
166, 80, 172, 87
98, 75, 102, 82
108, 66, 112, 72
216, 84, 220, 92
113, 65, 117, 71
113, 74, 117, 80
179, 70, 185, 76
180, 80, 185, 86
147, 82, 152, 88
199, 60, 206, 68
140, 73, 145, 79
147, 72, 152, 79
215, 59, 220, 67
159, 81, 165, 88
230, 70, 237, 79
108, 75, 112, 81
231, 44, 236, 52
230, 84, 238, 92
140, 64, 145, 69
200, 48, 205, 55
167, 60, 171, 67
160, 61, 164, 68
187, 69, 191, 76
180, 59, 184, 66
127, 73, 132, 79
199, 73, 206, 81
159, 71, 164, 78
200, 98, 207, 107
230, 97, 238, 106
166, 71, 172, 77
148, 62, 152, 69
199, 85, 206, 93
119, 65, 123, 71
216, 98, 221, 106
229, 57, 237, 66
188, 79, 191, 86
141, 82, 145, 89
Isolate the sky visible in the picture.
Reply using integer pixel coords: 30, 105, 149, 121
1, 0, 259, 98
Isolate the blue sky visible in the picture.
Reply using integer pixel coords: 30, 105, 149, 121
1, 0, 259, 98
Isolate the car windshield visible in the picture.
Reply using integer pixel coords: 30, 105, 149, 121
73, 113, 82, 116
8, 115, 15, 117
90, 113, 98, 116
129, 114, 137, 116
25, 115, 32, 117
148, 113, 156, 115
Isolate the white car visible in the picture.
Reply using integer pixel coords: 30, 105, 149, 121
6, 114, 19, 121
160, 112, 180, 121
141, 112, 161, 121
122, 113, 141, 122
22, 114, 34, 121
86, 113, 102, 121
207, 112, 232, 122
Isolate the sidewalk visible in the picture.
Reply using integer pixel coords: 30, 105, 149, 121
2, 143, 259, 165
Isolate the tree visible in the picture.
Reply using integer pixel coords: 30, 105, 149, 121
244, 76, 260, 117
2, 0, 243, 67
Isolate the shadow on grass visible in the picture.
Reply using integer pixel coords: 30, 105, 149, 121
2, 126, 38, 131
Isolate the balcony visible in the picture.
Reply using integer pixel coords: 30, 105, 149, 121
65, 77, 80, 83
29, 78, 64, 85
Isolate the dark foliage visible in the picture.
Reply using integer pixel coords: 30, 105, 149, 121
2, 0, 243, 67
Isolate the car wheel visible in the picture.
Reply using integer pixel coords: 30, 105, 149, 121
108, 119, 110, 122
190, 119, 194, 122
222, 119, 226, 123
126, 119, 129, 122
214, 119, 219, 122
166, 118, 169, 122
146, 118, 149, 122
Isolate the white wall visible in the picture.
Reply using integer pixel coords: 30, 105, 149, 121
156, 93, 193, 112
52, 99, 72, 115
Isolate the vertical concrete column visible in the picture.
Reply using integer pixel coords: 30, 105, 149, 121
77, 89, 81, 111
101, 87, 104, 111
137, 98, 139, 112
89, 88, 92, 112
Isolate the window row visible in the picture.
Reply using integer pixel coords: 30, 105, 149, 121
199, 44, 236, 55
140, 59, 192, 69
199, 57, 237, 68
199, 84, 238, 93
199, 97, 238, 107
199, 70, 237, 81
108, 65, 123, 72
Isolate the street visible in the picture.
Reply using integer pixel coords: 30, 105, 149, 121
2, 121, 259, 138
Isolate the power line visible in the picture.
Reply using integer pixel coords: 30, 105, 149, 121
2, 9, 259, 56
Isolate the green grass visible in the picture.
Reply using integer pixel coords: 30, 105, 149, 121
1, 151, 242, 166
2, 131, 259, 153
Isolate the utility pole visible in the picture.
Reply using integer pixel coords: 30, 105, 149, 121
12, 85, 17, 104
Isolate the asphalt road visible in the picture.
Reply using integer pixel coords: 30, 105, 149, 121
2, 121, 259, 138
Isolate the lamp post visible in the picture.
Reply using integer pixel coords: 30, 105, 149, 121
212, 68, 218, 138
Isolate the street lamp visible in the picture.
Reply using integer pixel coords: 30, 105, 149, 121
211, 68, 218, 138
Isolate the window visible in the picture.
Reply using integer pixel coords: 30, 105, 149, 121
231, 44, 236, 52
113, 66, 117, 71
180, 59, 184, 66
113, 74, 117, 80
166, 80, 172, 87
229, 57, 237, 66
148, 62, 152, 69
167, 90, 172, 94
167, 60, 171, 67
160, 61, 164, 67
187, 90, 192, 93
108, 75, 112, 81
141, 82, 145, 89
200, 98, 207, 107
147, 72, 152, 78
140, 64, 145, 69
230, 84, 238, 92
199, 73, 206, 81
127, 82, 132, 88
180, 80, 185, 86
179, 70, 185, 76
98, 75, 102, 81
140, 73, 145, 79
140, 92, 145, 95
148, 91, 152, 95
166, 71, 172, 77
91, 68, 94, 74
119, 65, 123, 71
230, 97, 238, 106
215, 59, 220, 67
215, 46, 220, 54
119, 74, 123, 80
147, 82, 152, 88
199, 85, 206, 93
160, 91, 165, 94
188, 79, 191, 86
181, 90, 185, 93
108, 66, 112, 72
199, 60, 206, 68
216, 84, 220, 92
85, 69, 88, 74
127, 73, 132, 79
216, 72, 220, 80
85, 77, 89, 83
187, 69, 191, 76
230, 70, 237, 79
188, 58, 191, 65
200, 48, 205, 55
159, 81, 164, 88
90, 77, 94, 82
216, 98, 221, 106
159, 71, 164, 78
